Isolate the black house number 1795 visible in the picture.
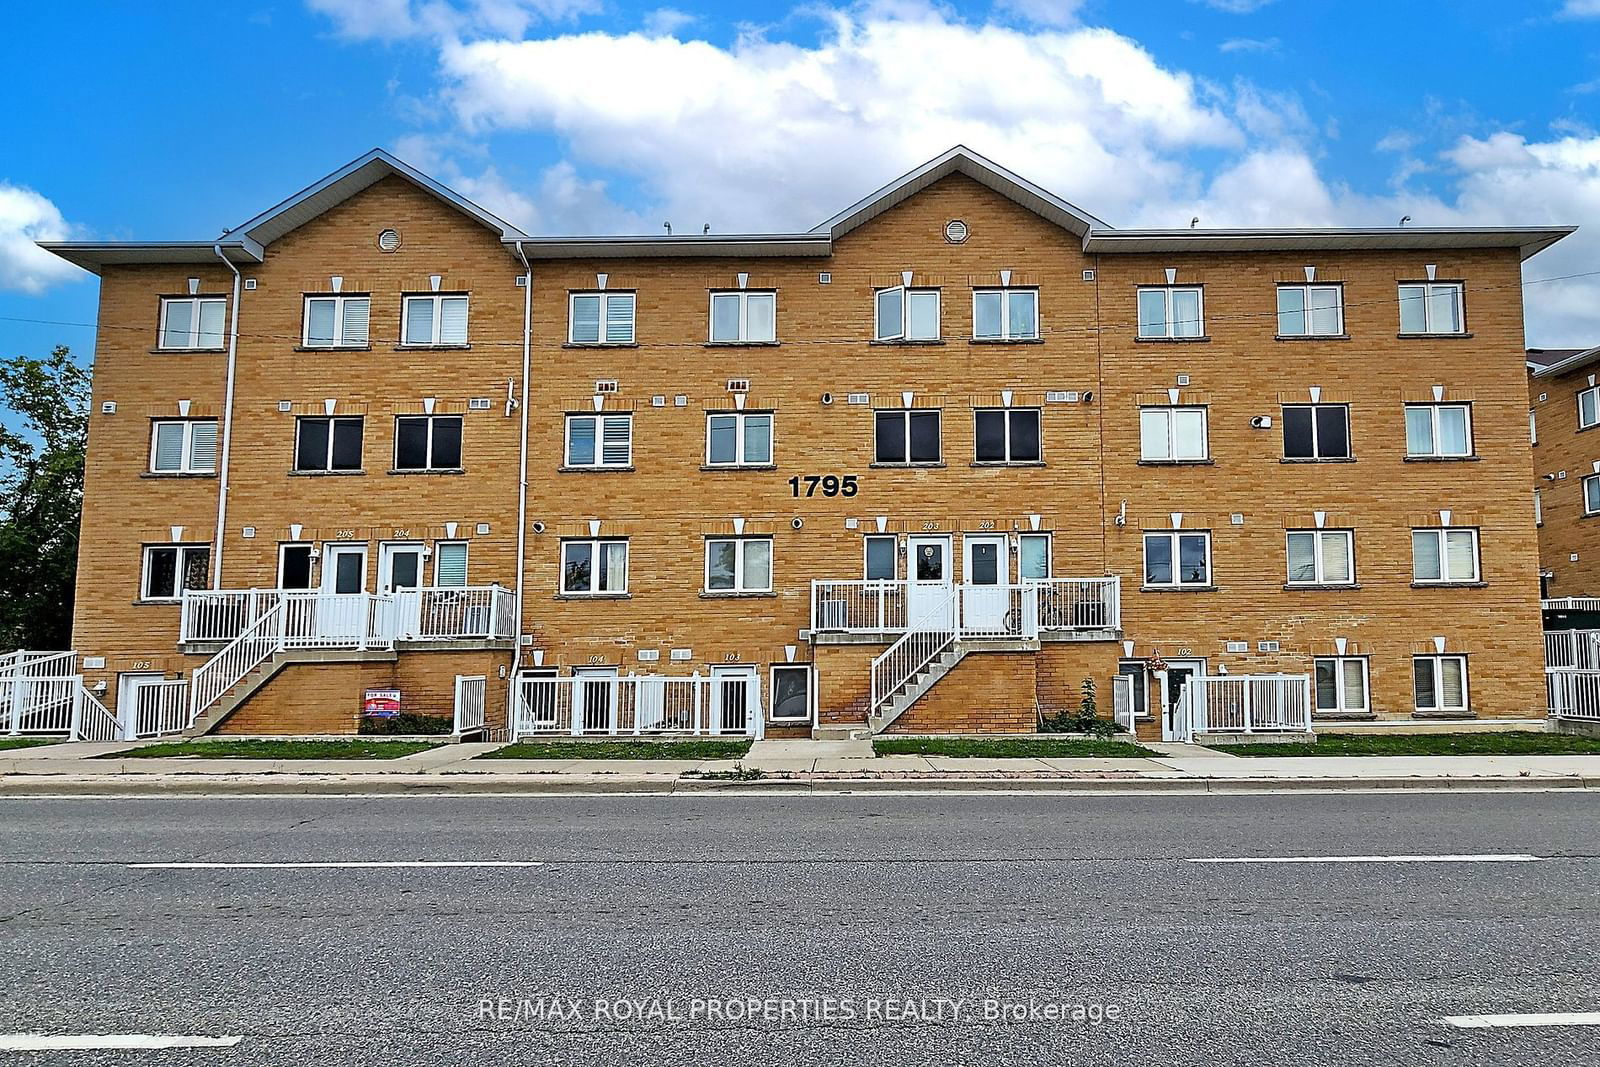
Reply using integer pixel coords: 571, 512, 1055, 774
788, 474, 859, 498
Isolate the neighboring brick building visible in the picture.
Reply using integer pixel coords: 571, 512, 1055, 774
1528, 345, 1600, 603
40, 147, 1573, 741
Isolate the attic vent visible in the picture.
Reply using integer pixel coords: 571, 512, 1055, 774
1257, 640, 1281, 653
1082, 269, 1096, 282
1045, 391, 1071, 403
377, 229, 402, 252
944, 219, 969, 244
468, 398, 492, 410
594, 380, 619, 394
727, 379, 751, 393
1225, 641, 1248, 653
846, 393, 871, 405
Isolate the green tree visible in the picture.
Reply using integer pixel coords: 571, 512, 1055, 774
0, 345, 89, 650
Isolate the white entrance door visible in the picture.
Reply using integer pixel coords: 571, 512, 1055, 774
115, 672, 163, 740
317, 543, 368, 640
710, 665, 758, 736
962, 534, 1010, 632
573, 666, 618, 733
1160, 658, 1206, 741
379, 543, 425, 639
906, 535, 954, 628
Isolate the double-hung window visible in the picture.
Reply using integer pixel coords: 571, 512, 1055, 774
1414, 654, 1469, 714
1136, 286, 1203, 339
569, 292, 635, 344
561, 540, 628, 595
706, 413, 772, 466
1276, 284, 1344, 337
972, 288, 1038, 340
401, 294, 469, 346
1143, 531, 1211, 588
294, 416, 363, 472
149, 419, 218, 474
874, 287, 940, 341
1282, 404, 1350, 460
1405, 404, 1472, 458
864, 535, 897, 580
434, 542, 468, 587
142, 544, 210, 601
705, 536, 773, 593
158, 297, 226, 350
874, 410, 941, 464
1579, 385, 1600, 430
709, 291, 776, 343
394, 415, 463, 471
565, 414, 632, 468
1286, 530, 1354, 586
974, 408, 1041, 464
1412, 527, 1480, 584
1314, 657, 1370, 716
1139, 406, 1207, 462
1398, 282, 1464, 335
303, 294, 371, 348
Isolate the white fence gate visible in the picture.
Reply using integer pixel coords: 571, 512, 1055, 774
453, 675, 487, 736
1111, 673, 1136, 735
1167, 673, 1313, 742
511, 673, 765, 739
1544, 629, 1600, 722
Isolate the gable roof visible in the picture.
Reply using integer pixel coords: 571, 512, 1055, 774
1529, 345, 1600, 378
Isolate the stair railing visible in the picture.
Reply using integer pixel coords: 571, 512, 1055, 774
189, 601, 286, 725
869, 583, 958, 717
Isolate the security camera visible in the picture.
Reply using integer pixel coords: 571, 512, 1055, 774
820, 392, 833, 406
1250, 415, 1273, 429
531, 521, 546, 534
791, 517, 804, 530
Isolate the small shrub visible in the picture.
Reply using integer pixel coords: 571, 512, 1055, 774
359, 713, 454, 736
1038, 676, 1117, 737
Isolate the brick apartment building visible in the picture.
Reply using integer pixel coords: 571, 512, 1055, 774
39, 147, 1573, 741
1529, 344, 1600, 607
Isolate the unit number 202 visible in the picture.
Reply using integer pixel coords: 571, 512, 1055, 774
788, 474, 859, 498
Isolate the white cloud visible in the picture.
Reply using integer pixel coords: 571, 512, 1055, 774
642, 7, 697, 36
1560, 0, 1600, 16
1195, 0, 1277, 12
306, 0, 597, 41
993, 0, 1085, 27
0, 183, 85, 294
1218, 36, 1279, 53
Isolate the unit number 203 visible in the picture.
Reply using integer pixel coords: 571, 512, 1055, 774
788, 474, 859, 498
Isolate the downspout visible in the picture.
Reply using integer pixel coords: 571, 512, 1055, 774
508, 241, 533, 733
211, 245, 243, 590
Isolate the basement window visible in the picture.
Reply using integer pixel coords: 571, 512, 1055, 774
1413, 654, 1469, 713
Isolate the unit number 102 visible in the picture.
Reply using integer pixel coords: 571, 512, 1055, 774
789, 474, 859, 497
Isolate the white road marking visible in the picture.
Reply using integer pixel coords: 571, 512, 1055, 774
129, 860, 545, 870
1187, 854, 1541, 864
1441, 1012, 1600, 1029
0, 1034, 241, 1051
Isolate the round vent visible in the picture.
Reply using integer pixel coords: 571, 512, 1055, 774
376, 228, 402, 252
944, 219, 969, 244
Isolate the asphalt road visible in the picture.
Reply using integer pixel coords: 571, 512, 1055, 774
1, 790, 1598, 1065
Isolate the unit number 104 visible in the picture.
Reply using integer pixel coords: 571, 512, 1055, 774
789, 474, 859, 497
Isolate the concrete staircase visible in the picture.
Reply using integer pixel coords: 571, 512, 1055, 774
184, 647, 398, 737
868, 646, 969, 734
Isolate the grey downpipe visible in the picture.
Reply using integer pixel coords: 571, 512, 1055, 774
210, 245, 243, 589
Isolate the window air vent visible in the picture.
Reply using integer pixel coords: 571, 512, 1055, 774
476, 523, 490, 534
1045, 391, 1071, 403
1257, 640, 1281, 653
1176, 374, 1191, 386
1082, 269, 1096, 282
670, 648, 692, 661
651, 395, 666, 407
818, 272, 832, 285
243, 278, 257, 290
100, 401, 116, 415
277, 401, 293, 412
595, 380, 619, 394
1226, 641, 1248, 653
637, 649, 661, 662
468, 398, 491, 410
847, 393, 870, 405
727, 379, 751, 393
674, 395, 688, 407
377, 229, 402, 252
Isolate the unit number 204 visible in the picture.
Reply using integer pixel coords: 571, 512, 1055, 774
789, 474, 859, 498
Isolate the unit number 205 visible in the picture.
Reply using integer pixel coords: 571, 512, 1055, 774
788, 475, 859, 498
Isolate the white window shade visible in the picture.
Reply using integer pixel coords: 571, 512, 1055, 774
435, 543, 468, 587
605, 295, 635, 343
405, 298, 434, 344
600, 416, 632, 465
188, 421, 218, 471
153, 423, 185, 471
439, 297, 468, 343
341, 298, 370, 346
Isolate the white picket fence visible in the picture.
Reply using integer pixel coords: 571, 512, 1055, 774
0, 650, 185, 741
511, 673, 765, 739
453, 674, 487, 736
1544, 629, 1600, 721
1169, 673, 1313, 742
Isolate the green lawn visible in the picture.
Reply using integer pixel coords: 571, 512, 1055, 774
0, 737, 60, 752
1212, 731, 1600, 757
482, 739, 753, 760
112, 739, 442, 760
874, 737, 1159, 759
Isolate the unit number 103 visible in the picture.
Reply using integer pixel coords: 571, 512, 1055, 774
788, 474, 859, 497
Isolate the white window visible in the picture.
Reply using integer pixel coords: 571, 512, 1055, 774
561, 540, 628, 595
1276, 285, 1344, 337
705, 536, 773, 593
402, 294, 469, 345
972, 288, 1039, 340
709, 291, 776, 343
565, 414, 633, 468
1314, 656, 1369, 716
1286, 530, 1354, 586
864, 535, 897, 580
149, 419, 218, 474
1585, 476, 1600, 516
1398, 282, 1464, 335
158, 297, 226, 350
142, 544, 210, 600
1404, 404, 1472, 458
1018, 533, 1051, 581
569, 292, 635, 344
770, 664, 813, 722
1412, 528, 1480, 584
434, 542, 468, 587
1414, 654, 1469, 713
706, 413, 772, 466
1579, 386, 1600, 430
1136, 286, 1203, 339
1143, 531, 1211, 588
1139, 407, 1208, 461
303, 295, 370, 348
874, 287, 940, 341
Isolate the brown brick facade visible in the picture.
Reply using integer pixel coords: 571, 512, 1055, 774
1530, 355, 1600, 598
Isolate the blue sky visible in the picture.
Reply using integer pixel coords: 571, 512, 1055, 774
2, 0, 1598, 363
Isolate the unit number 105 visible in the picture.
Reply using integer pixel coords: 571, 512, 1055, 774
789, 474, 859, 497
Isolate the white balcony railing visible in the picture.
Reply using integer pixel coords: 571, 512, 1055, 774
1172, 674, 1313, 741
811, 577, 1120, 636
511, 673, 764, 739
181, 586, 515, 645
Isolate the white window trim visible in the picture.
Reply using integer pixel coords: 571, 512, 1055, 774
1584, 475, 1600, 517
564, 413, 633, 469
560, 539, 629, 595
1412, 527, 1481, 584
141, 544, 210, 601
1414, 654, 1470, 713
1285, 529, 1355, 586
1139, 406, 1209, 462
401, 293, 470, 346
302, 294, 371, 348
704, 536, 774, 594
1578, 386, 1600, 430
704, 412, 773, 467
1405, 404, 1473, 458
863, 534, 898, 581
1276, 283, 1345, 337
769, 664, 815, 723
1398, 281, 1465, 335
149, 419, 217, 474
393, 414, 463, 471
433, 540, 469, 587
708, 290, 777, 344
971, 287, 1040, 341
568, 291, 636, 345
1282, 403, 1350, 460
1313, 656, 1370, 715
1137, 286, 1204, 339
1142, 531, 1213, 589
1018, 532, 1052, 582
972, 407, 1042, 465
874, 409, 942, 465
874, 286, 941, 342
157, 296, 226, 351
